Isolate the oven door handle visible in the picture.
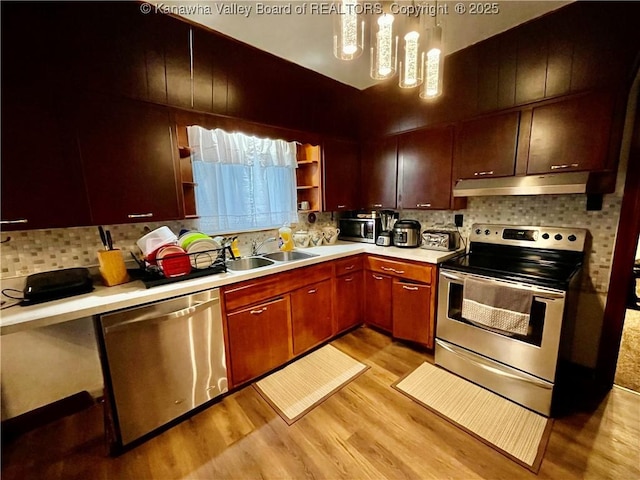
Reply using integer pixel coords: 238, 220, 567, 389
436, 340, 553, 390
441, 270, 565, 299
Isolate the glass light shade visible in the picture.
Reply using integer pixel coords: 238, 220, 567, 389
420, 26, 444, 98
399, 31, 423, 88
370, 14, 397, 79
333, 0, 364, 60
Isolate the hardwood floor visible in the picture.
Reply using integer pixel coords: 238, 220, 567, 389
2, 327, 639, 479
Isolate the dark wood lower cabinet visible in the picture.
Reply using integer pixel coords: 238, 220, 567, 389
226, 297, 292, 385
291, 279, 333, 355
392, 280, 433, 348
335, 271, 363, 333
364, 271, 393, 332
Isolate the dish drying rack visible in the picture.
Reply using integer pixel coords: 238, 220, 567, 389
128, 244, 235, 289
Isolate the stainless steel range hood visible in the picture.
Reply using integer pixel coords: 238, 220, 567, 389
452, 172, 616, 197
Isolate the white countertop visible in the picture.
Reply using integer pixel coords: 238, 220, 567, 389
0, 242, 462, 335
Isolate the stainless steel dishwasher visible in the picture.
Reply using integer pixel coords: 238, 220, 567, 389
97, 288, 228, 448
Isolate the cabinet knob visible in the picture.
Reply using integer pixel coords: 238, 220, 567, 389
128, 213, 154, 219
343, 276, 354, 282
416, 203, 431, 208
307, 288, 317, 294
0, 218, 28, 225
373, 204, 383, 208
381, 266, 404, 274
250, 307, 267, 315
372, 274, 384, 280
402, 285, 419, 291
344, 265, 355, 271
550, 163, 579, 170
474, 171, 494, 176
337, 205, 346, 209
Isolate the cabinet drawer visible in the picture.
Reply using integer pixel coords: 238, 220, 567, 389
366, 256, 433, 284
223, 263, 333, 312
334, 255, 363, 275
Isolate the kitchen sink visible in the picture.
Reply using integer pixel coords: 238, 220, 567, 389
226, 256, 275, 271
261, 251, 318, 262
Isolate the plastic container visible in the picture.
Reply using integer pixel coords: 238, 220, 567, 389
278, 225, 294, 252
136, 226, 177, 257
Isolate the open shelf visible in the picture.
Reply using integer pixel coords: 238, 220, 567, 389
296, 143, 322, 213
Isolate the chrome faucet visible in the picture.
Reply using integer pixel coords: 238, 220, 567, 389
251, 237, 277, 256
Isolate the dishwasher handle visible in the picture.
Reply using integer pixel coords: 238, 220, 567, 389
104, 297, 220, 334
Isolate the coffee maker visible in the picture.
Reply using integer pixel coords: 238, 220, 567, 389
376, 210, 398, 246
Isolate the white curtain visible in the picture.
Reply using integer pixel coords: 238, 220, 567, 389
187, 126, 298, 233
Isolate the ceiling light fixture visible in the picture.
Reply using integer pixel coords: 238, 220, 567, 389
333, 0, 364, 60
370, 13, 397, 80
420, 25, 443, 98
399, 30, 424, 88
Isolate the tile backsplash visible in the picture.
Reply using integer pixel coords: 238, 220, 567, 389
1, 195, 621, 294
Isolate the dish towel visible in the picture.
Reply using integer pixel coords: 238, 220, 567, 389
461, 277, 534, 335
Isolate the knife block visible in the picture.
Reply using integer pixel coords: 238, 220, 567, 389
98, 250, 130, 287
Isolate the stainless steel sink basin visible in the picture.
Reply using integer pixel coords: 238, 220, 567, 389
226, 256, 275, 271
261, 251, 318, 262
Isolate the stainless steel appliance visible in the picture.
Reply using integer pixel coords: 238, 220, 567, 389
97, 288, 228, 448
436, 224, 586, 416
392, 219, 421, 247
338, 217, 382, 244
421, 230, 461, 251
376, 210, 398, 246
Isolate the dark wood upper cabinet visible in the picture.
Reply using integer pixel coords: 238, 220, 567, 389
360, 137, 398, 209
515, 23, 548, 105
454, 111, 520, 180
398, 126, 454, 210
323, 138, 360, 212
1, 91, 91, 231
75, 96, 181, 225
527, 91, 617, 175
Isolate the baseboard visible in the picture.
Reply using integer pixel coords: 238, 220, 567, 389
1, 391, 96, 444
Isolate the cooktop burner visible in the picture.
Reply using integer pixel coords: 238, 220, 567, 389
441, 224, 587, 290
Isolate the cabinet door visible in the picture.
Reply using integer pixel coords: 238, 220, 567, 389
360, 137, 398, 209
392, 280, 433, 348
454, 111, 519, 180
291, 279, 333, 355
1, 91, 92, 230
335, 271, 363, 333
399, 126, 454, 210
364, 271, 392, 332
76, 96, 181, 225
323, 138, 360, 212
527, 92, 616, 174
227, 296, 292, 385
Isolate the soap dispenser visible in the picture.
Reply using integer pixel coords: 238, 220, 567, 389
278, 224, 294, 252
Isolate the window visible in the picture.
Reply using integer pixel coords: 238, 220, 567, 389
187, 126, 299, 233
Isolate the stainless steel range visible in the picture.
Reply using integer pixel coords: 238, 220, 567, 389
436, 224, 586, 416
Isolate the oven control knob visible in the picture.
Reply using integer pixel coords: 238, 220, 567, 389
542, 233, 550, 240
554, 233, 563, 241
484, 229, 491, 235
568, 234, 577, 242
475, 228, 481, 235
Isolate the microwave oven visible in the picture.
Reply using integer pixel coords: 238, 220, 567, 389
338, 218, 382, 243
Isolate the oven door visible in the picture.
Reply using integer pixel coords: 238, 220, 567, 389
436, 269, 566, 382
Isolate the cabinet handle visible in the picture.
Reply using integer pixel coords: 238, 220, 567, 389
344, 276, 354, 282
550, 163, 579, 170
402, 285, 419, 291
372, 274, 384, 280
416, 203, 431, 208
250, 307, 267, 315
381, 266, 405, 274
128, 213, 154, 219
307, 288, 317, 294
337, 205, 346, 209
373, 204, 383, 208
474, 171, 494, 176
0, 219, 28, 225
344, 265, 355, 271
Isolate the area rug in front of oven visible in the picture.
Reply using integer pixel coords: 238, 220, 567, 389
254, 344, 369, 425
393, 362, 553, 472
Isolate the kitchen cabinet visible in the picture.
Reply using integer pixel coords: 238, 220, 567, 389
323, 138, 360, 212
75, 96, 181, 225
1, 91, 92, 230
296, 144, 323, 213
454, 111, 520, 180
526, 91, 618, 174
334, 256, 364, 333
360, 137, 398, 209
398, 126, 454, 210
392, 280, 433, 348
364, 271, 393, 332
291, 279, 333, 355
226, 296, 293, 385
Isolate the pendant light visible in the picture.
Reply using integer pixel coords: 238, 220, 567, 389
333, 0, 364, 61
370, 13, 398, 80
399, 30, 424, 88
420, 8, 444, 98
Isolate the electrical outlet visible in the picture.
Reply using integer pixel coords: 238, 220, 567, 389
454, 214, 463, 227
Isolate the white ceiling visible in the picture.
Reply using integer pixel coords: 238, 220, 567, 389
161, 1, 572, 90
